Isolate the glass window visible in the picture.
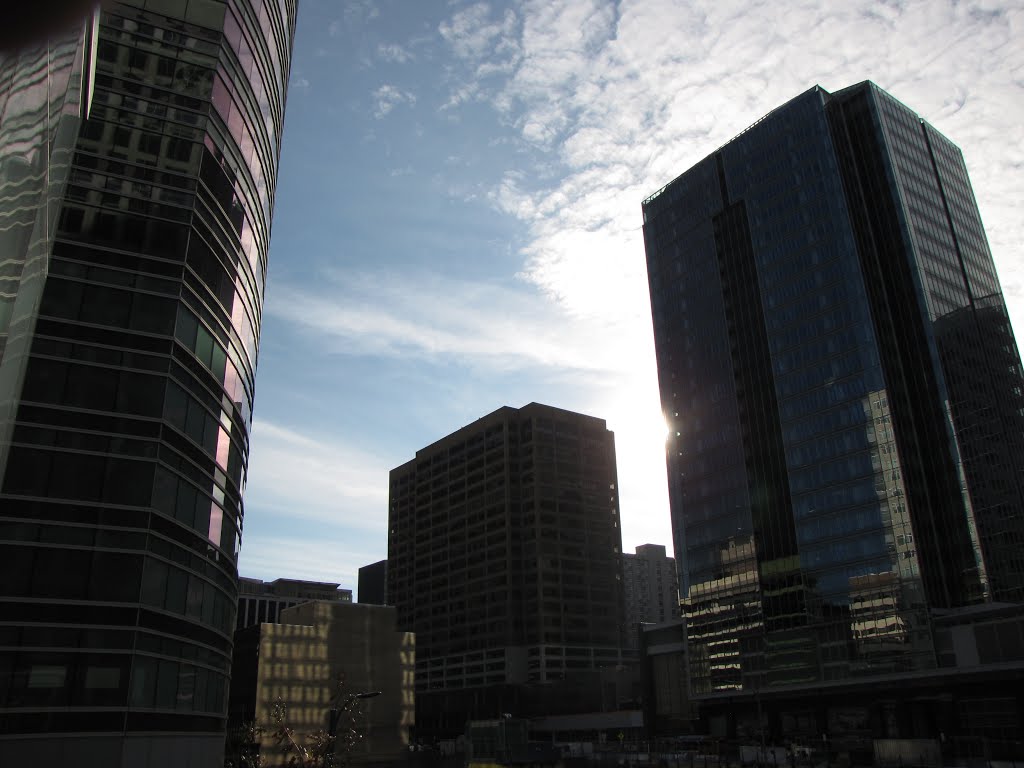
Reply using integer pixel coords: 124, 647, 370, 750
39, 277, 84, 320
32, 547, 91, 599
184, 400, 207, 446
0, 544, 35, 597
195, 325, 214, 366
141, 557, 168, 608
53, 451, 107, 502
89, 551, 143, 603
151, 466, 178, 517
23, 357, 69, 404
155, 659, 178, 709
186, 575, 204, 621
116, 371, 165, 418
130, 292, 176, 335
77, 657, 127, 707
165, 566, 187, 614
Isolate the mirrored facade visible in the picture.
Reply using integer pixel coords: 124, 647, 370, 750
0, 1, 296, 764
642, 83, 1024, 698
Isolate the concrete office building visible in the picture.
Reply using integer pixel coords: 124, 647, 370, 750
0, 1, 296, 764
388, 403, 626, 737
622, 543, 679, 647
236, 576, 352, 630
642, 83, 1024, 748
228, 601, 415, 766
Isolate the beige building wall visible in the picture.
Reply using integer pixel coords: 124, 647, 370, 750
253, 601, 415, 766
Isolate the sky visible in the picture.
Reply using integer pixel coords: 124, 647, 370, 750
237, 0, 1024, 596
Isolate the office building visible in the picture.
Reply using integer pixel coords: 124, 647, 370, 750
622, 543, 679, 646
388, 403, 626, 736
642, 83, 1024, 743
0, 1, 296, 764
227, 601, 415, 767
358, 559, 387, 605
236, 576, 352, 630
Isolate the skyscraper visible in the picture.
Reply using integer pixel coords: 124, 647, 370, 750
388, 403, 626, 736
642, 82, 1024, 705
0, 1, 295, 764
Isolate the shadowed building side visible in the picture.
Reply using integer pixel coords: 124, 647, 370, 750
388, 402, 627, 739
0, 1, 297, 764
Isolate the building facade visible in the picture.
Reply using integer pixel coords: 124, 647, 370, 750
639, 619, 692, 736
642, 83, 1024, 740
388, 403, 626, 736
236, 577, 352, 630
227, 601, 415, 767
358, 559, 388, 605
622, 543, 679, 646
0, 1, 296, 764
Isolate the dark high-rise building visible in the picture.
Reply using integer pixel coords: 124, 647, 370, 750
388, 403, 626, 735
642, 82, 1024, 714
358, 558, 388, 605
0, 1, 296, 764
622, 543, 679, 647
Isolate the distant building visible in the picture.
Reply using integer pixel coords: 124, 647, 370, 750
643, 81, 1024, 746
388, 403, 627, 738
236, 576, 352, 630
227, 601, 414, 766
358, 559, 388, 605
622, 544, 679, 646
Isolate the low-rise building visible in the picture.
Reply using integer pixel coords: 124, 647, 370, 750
228, 601, 414, 766
640, 619, 693, 736
236, 577, 352, 630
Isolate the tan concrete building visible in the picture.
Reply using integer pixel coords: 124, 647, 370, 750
229, 601, 414, 766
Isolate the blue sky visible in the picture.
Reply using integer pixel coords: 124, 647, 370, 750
237, 0, 1024, 595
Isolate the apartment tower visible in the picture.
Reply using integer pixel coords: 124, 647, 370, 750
388, 403, 626, 735
0, 1, 295, 764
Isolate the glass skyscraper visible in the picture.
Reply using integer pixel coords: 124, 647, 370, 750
0, 1, 295, 764
642, 82, 1024, 701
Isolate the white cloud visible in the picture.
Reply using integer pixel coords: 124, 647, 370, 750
377, 43, 413, 63
237, 533, 380, 592
244, 420, 393, 532
265, 264, 671, 552
372, 84, 417, 118
439, 3, 519, 63
266, 269, 628, 374
437, 0, 1024, 322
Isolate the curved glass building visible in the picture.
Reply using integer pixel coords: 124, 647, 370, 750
0, 1, 296, 764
